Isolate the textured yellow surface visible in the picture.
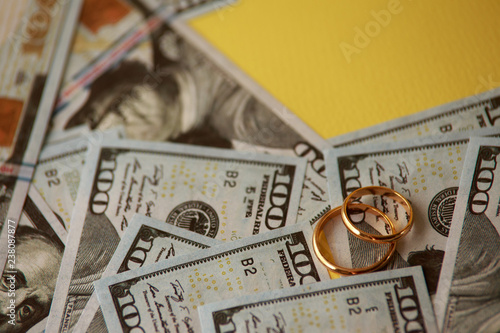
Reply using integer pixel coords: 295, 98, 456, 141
189, 0, 500, 138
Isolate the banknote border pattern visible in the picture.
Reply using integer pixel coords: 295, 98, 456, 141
37, 147, 88, 165
209, 276, 427, 332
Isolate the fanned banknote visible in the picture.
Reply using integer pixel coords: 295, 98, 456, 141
0, 0, 81, 167
46, 138, 307, 332
0, 3, 82, 332
329, 87, 500, 147
74, 214, 222, 332
324, 128, 500, 298
94, 222, 330, 332
199, 266, 438, 333
49, 4, 331, 226
434, 137, 500, 332
1, 185, 67, 332
0, 0, 83, 265
33, 127, 124, 230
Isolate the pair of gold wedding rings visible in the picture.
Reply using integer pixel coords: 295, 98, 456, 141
312, 186, 414, 275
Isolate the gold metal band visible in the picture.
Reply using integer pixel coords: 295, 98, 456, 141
341, 186, 413, 243
312, 204, 397, 276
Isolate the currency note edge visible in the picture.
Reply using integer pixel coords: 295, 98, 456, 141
38, 127, 124, 162
198, 266, 438, 333
45, 136, 104, 333
329, 86, 500, 147
325, 127, 500, 206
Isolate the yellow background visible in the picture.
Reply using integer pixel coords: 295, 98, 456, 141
189, 0, 500, 139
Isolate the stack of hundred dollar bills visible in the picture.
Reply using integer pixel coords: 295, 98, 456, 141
1, 1, 499, 332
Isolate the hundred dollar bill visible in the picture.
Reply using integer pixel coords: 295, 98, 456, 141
434, 137, 500, 332
325, 128, 500, 299
0, 0, 82, 288
94, 222, 330, 332
46, 138, 306, 332
50, 5, 331, 226
0, 0, 82, 166
0, 0, 83, 209
329, 87, 500, 147
199, 266, 438, 333
1, 185, 67, 332
75, 214, 222, 332
33, 127, 124, 230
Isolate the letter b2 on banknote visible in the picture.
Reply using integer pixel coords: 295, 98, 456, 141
199, 266, 438, 332
94, 222, 330, 332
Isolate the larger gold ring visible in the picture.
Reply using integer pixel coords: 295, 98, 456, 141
341, 186, 413, 243
312, 204, 397, 276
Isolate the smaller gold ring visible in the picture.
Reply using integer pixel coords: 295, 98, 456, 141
342, 186, 413, 243
312, 205, 397, 276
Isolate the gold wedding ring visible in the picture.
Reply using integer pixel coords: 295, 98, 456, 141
312, 204, 397, 276
341, 186, 413, 243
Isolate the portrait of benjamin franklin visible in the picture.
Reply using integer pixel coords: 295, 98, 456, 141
0, 226, 64, 333
62, 0, 302, 151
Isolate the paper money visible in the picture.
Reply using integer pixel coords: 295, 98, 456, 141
0, 0, 83, 217
33, 128, 124, 230
199, 266, 438, 333
329, 87, 500, 147
0, 0, 82, 289
49, 6, 331, 226
0, 0, 81, 166
324, 129, 500, 298
434, 137, 500, 332
94, 222, 330, 332
1, 184, 67, 333
46, 138, 307, 332
75, 214, 222, 332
